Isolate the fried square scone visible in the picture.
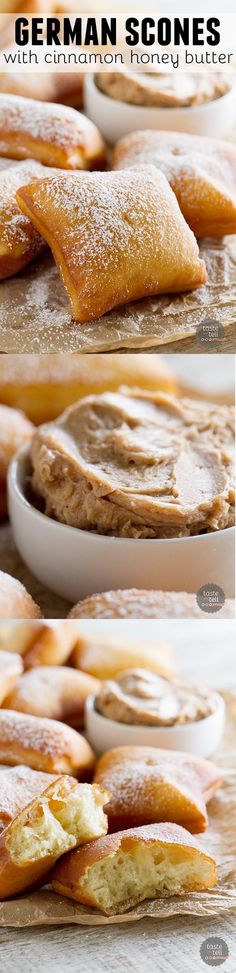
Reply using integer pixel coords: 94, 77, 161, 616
0, 650, 23, 705
0, 159, 52, 279
52, 823, 217, 914
94, 746, 222, 834
0, 93, 106, 170
70, 633, 175, 681
0, 573, 42, 621
0, 709, 95, 776
113, 130, 236, 238
0, 620, 81, 665
17, 166, 207, 322
3, 665, 99, 729
0, 776, 108, 899
0, 71, 83, 110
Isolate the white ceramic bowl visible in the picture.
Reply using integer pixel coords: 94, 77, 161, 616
8, 447, 235, 603
85, 692, 225, 758
85, 74, 236, 144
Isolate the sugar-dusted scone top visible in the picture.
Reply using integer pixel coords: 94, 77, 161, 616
0, 353, 178, 424
0, 159, 50, 280
113, 130, 236, 237
0, 93, 106, 169
30, 390, 234, 538
69, 588, 235, 618
0, 764, 57, 833
0, 573, 42, 621
0, 709, 95, 776
94, 745, 221, 833
0, 649, 23, 705
17, 166, 206, 322
3, 665, 100, 728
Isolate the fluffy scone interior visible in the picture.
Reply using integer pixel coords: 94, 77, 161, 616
6, 780, 108, 866
52, 824, 216, 914
80, 845, 214, 913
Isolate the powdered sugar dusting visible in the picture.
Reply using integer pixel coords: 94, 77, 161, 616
0, 93, 95, 152
0, 239, 235, 353
0, 160, 47, 259
0, 569, 41, 619
0, 709, 84, 767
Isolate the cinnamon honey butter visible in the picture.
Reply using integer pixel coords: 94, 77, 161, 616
96, 71, 233, 108
95, 669, 218, 726
30, 390, 234, 539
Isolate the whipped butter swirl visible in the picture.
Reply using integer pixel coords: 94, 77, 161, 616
30, 390, 234, 538
96, 669, 219, 726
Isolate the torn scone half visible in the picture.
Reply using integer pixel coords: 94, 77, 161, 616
52, 823, 217, 915
16, 166, 207, 323
0, 776, 109, 899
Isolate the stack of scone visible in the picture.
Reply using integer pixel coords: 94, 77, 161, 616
0, 86, 236, 324
0, 629, 222, 913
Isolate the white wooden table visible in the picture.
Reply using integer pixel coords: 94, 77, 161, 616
1, 620, 235, 971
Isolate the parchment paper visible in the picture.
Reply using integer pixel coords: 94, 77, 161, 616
0, 238, 235, 354
0, 690, 235, 927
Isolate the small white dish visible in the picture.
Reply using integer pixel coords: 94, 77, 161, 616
8, 446, 235, 603
85, 692, 225, 758
85, 74, 236, 144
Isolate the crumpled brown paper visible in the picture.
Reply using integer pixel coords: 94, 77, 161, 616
0, 691, 235, 927
0, 237, 235, 353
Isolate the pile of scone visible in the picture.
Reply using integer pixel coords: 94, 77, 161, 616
1, 79, 236, 323
0, 625, 222, 913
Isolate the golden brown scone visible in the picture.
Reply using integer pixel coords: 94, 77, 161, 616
0, 574, 42, 621
17, 166, 206, 323
70, 634, 175, 681
0, 765, 57, 833
23, 621, 83, 669
3, 665, 100, 728
68, 588, 235, 619
0, 94, 106, 170
113, 130, 236, 238
0, 159, 52, 280
0, 620, 81, 664
0, 622, 44, 656
0, 403, 33, 519
52, 822, 217, 914
30, 391, 234, 538
94, 746, 221, 834
0, 71, 84, 109
0, 353, 178, 425
0, 775, 108, 899
0, 649, 23, 704
0, 710, 95, 776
